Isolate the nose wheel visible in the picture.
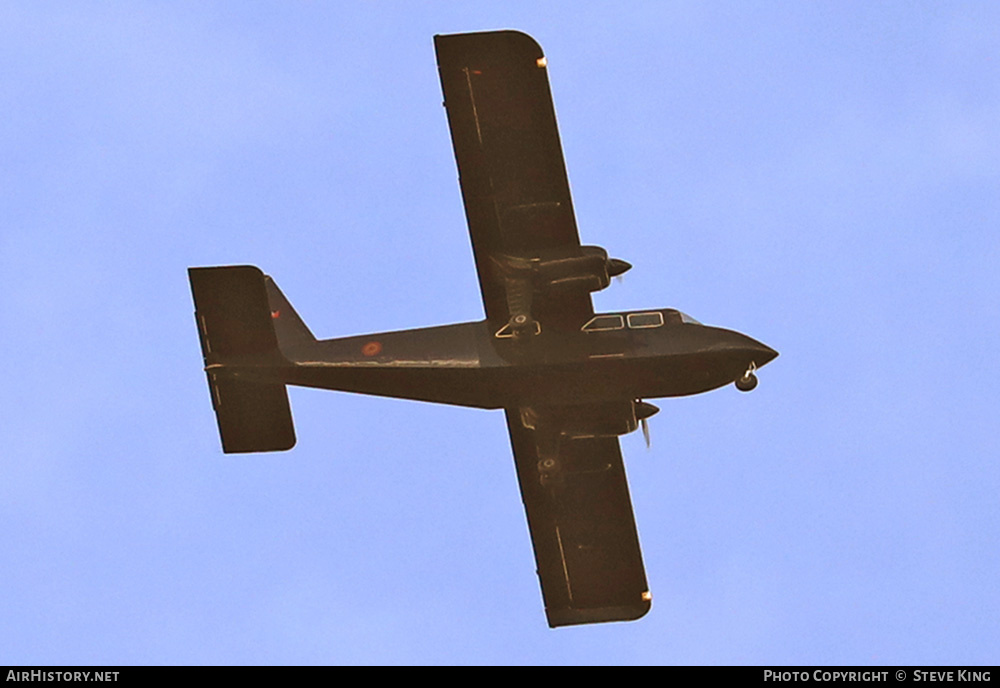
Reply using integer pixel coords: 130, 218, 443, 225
736, 362, 758, 392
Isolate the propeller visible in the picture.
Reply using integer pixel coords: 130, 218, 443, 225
635, 400, 659, 450
608, 258, 631, 279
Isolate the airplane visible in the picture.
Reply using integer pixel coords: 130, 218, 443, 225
188, 30, 778, 628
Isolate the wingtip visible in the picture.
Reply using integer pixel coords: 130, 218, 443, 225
434, 29, 544, 61
545, 598, 652, 628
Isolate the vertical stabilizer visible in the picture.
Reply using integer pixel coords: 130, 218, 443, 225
264, 275, 316, 355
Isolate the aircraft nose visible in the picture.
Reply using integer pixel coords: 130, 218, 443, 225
752, 340, 779, 366
719, 329, 778, 367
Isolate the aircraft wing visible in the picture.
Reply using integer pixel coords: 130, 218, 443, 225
504, 409, 651, 627
435, 31, 593, 330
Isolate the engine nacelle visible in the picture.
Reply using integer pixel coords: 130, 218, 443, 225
520, 400, 659, 439
494, 245, 631, 295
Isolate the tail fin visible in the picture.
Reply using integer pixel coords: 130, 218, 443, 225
188, 265, 296, 453
264, 275, 316, 354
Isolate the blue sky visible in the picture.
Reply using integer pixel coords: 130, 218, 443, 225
2, 1, 998, 665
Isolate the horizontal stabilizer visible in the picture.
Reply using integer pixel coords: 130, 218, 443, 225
190, 265, 279, 361
206, 377, 295, 453
189, 265, 295, 453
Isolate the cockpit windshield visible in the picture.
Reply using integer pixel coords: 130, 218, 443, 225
661, 309, 703, 326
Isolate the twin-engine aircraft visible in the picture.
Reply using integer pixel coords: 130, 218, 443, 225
189, 30, 777, 628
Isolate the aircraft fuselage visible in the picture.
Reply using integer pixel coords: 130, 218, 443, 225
223, 309, 777, 410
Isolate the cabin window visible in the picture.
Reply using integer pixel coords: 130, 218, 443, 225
582, 314, 625, 332
626, 312, 664, 329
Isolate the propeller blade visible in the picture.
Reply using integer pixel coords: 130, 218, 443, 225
642, 417, 651, 448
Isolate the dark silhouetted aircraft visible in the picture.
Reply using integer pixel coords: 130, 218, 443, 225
188, 30, 777, 628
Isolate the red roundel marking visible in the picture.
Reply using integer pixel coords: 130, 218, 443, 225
271, 310, 281, 319
361, 341, 382, 357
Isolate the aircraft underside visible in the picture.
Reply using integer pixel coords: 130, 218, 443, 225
188, 30, 778, 628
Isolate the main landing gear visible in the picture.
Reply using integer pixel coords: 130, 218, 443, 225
735, 362, 758, 392
537, 456, 561, 487
510, 313, 539, 338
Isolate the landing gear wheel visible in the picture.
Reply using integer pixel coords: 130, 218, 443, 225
510, 313, 538, 338
736, 372, 758, 392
